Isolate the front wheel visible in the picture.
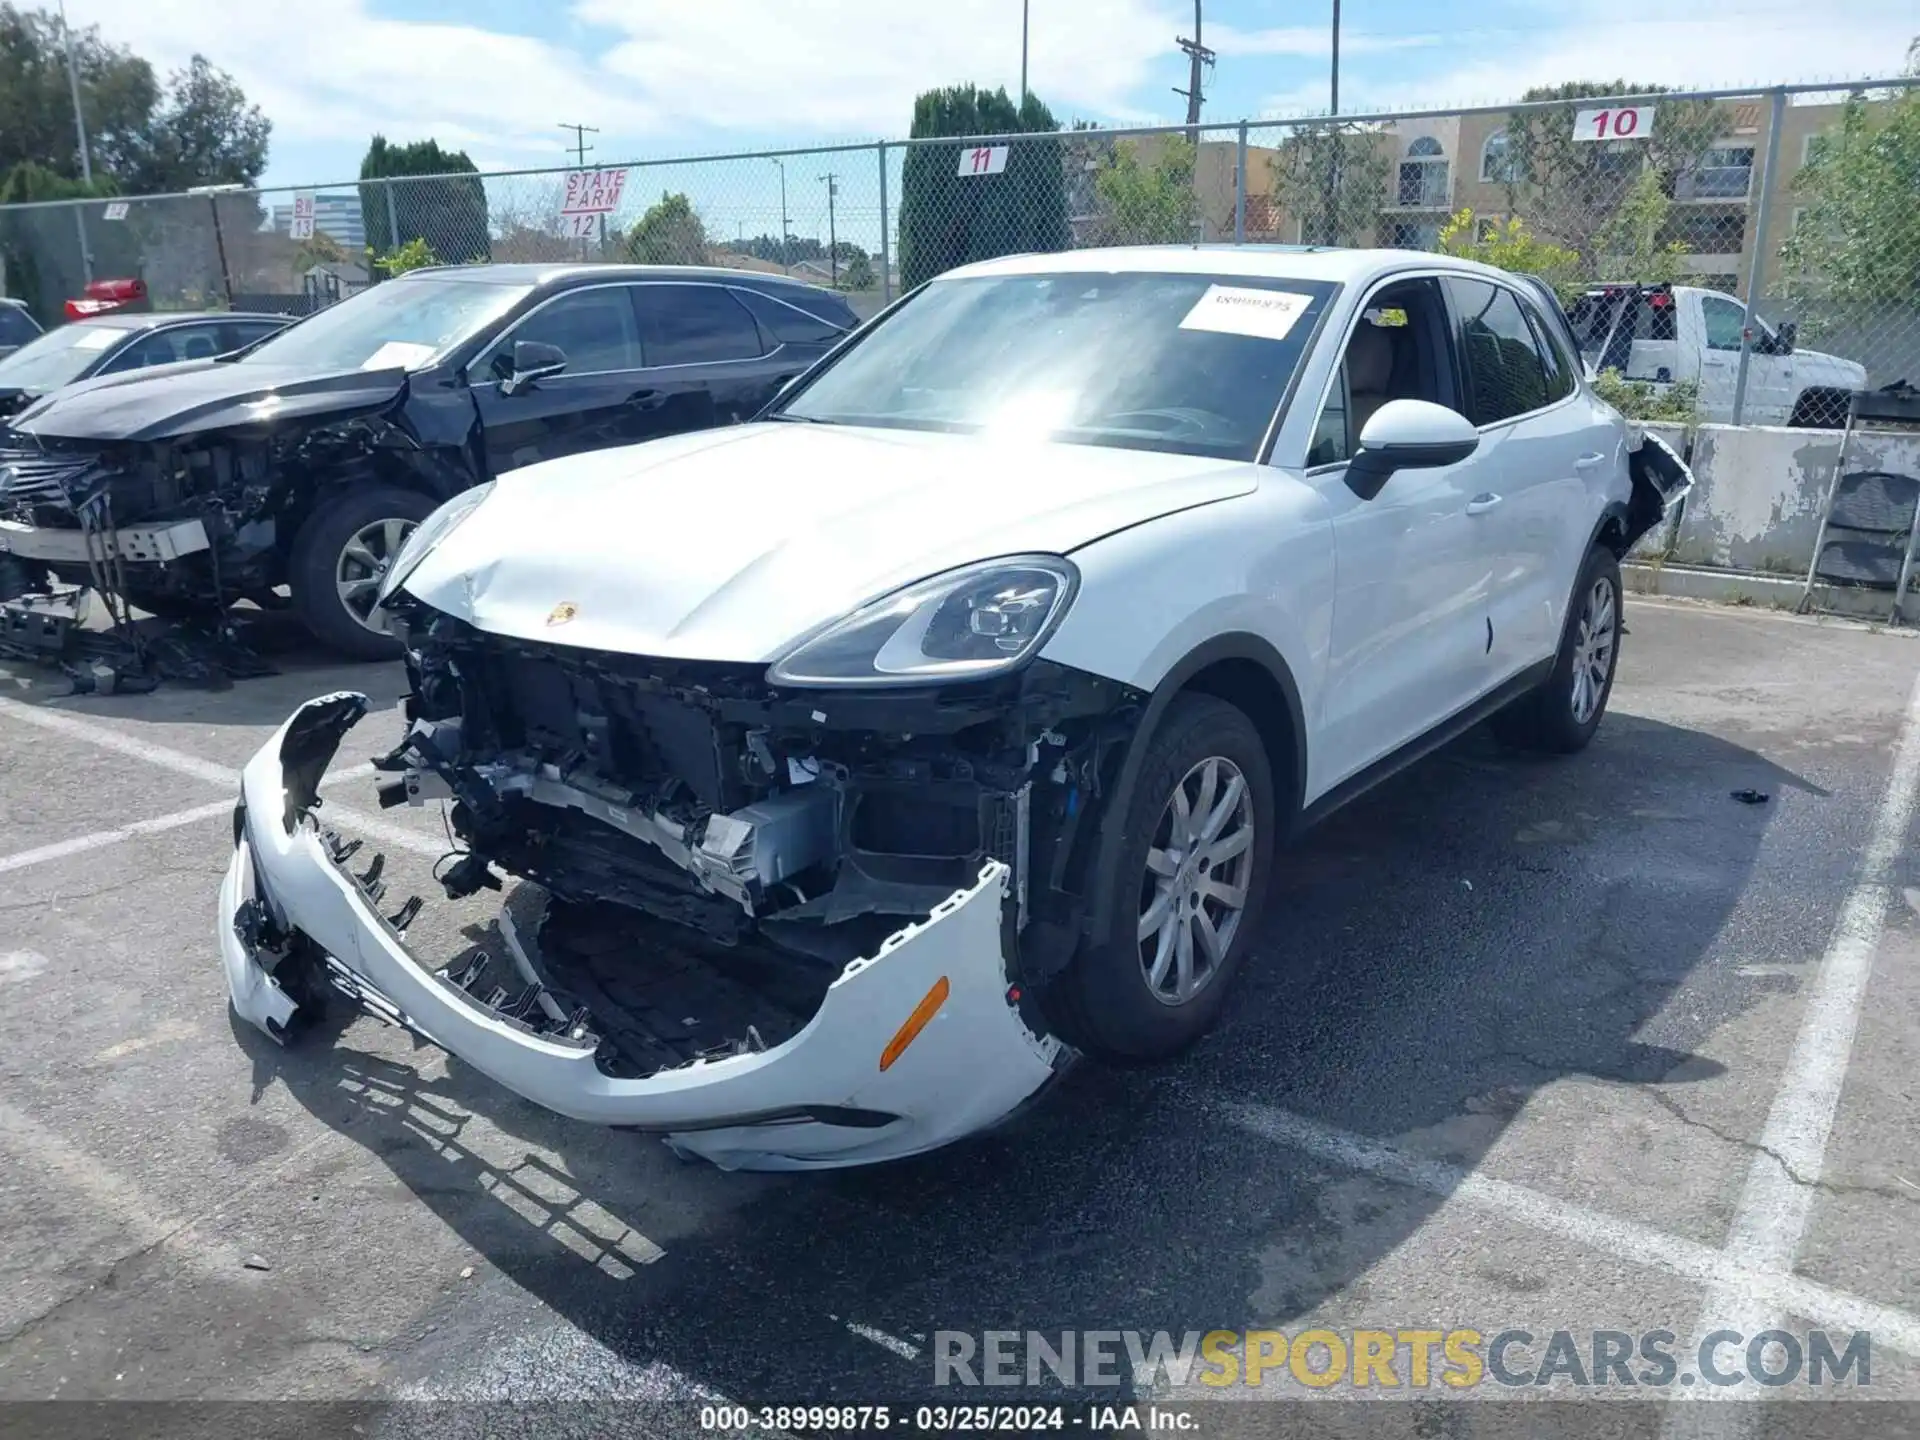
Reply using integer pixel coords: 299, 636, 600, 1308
1492, 545, 1622, 754
1052, 694, 1275, 1061
287, 486, 435, 661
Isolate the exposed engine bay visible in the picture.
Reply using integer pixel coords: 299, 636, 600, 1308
369, 598, 1147, 1078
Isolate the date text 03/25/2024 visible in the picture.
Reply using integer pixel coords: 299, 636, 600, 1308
699, 1405, 1196, 1432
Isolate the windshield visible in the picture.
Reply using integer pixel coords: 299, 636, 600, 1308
0, 323, 123, 392
776, 271, 1340, 461
239, 277, 533, 372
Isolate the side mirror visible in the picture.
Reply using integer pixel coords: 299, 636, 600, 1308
498, 339, 567, 396
1345, 399, 1479, 501
1774, 321, 1797, 354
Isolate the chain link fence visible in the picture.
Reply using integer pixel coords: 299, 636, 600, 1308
1, 78, 1913, 428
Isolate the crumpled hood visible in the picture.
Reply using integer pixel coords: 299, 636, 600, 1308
403, 422, 1260, 662
11, 361, 409, 442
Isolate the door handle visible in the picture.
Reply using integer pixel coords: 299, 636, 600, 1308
1575, 452, 1606, 470
1465, 493, 1502, 515
627, 388, 666, 409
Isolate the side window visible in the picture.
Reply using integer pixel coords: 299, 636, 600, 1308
1523, 304, 1576, 403
221, 321, 285, 352
99, 326, 225, 373
481, 287, 644, 377
637, 285, 767, 366
1701, 295, 1747, 351
1307, 362, 1351, 467
1447, 278, 1552, 425
736, 288, 852, 346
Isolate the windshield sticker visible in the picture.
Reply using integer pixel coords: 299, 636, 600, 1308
360, 340, 435, 371
1178, 285, 1313, 343
72, 328, 120, 350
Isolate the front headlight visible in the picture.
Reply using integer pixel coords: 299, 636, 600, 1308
767, 555, 1079, 688
375, 481, 494, 609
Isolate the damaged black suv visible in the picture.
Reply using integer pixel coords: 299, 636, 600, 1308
0, 264, 856, 658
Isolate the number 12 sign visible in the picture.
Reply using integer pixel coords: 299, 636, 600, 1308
1573, 105, 1657, 142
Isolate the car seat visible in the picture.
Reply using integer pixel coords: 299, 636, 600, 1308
1346, 322, 1395, 437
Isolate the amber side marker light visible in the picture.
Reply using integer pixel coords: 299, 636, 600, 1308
879, 976, 951, 1071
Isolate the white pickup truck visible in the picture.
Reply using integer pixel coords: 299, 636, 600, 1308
1568, 282, 1866, 428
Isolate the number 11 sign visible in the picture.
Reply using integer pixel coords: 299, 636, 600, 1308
957, 145, 1011, 177
1573, 104, 1657, 142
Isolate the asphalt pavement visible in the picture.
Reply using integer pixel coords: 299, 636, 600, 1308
3, 597, 1919, 1439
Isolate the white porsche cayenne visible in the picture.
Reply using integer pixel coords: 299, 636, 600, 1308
219, 246, 1690, 1169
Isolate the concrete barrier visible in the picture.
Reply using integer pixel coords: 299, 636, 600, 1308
1671, 423, 1920, 576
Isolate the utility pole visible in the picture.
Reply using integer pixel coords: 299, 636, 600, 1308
558, 121, 599, 170
770, 158, 791, 270
57, 0, 94, 283
1173, 0, 1214, 138
1330, 0, 1341, 115
1020, 0, 1029, 108
57, 0, 92, 183
559, 121, 601, 258
818, 173, 838, 286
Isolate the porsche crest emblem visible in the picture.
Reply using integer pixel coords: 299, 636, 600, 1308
546, 601, 579, 627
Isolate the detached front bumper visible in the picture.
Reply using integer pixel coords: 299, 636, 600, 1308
0, 516, 210, 564
218, 693, 1065, 1170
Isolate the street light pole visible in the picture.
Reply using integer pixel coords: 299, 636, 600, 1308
769, 157, 790, 270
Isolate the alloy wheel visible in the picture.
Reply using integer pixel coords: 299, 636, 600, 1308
335, 518, 416, 633
1137, 755, 1256, 1006
1569, 575, 1618, 725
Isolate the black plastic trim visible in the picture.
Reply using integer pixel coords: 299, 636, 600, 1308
1299, 656, 1553, 830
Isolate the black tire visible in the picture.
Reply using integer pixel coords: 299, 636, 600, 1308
1491, 545, 1622, 754
1053, 693, 1276, 1061
1787, 389, 1850, 430
287, 486, 435, 661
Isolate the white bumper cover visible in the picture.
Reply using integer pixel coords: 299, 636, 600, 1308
219, 696, 1065, 1170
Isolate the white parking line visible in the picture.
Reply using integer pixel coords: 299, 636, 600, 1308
0, 692, 436, 861
1669, 662, 1920, 1416
0, 799, 235, 875
1222, 1100, 1920, 1359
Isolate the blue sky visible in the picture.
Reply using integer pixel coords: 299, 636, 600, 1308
60, 0, 1920, 232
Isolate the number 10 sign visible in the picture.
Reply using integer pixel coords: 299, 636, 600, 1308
1573, 105, 1656, 142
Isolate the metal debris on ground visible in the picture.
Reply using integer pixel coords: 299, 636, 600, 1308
0, 582, 277, 693
1731, 788, 1772, 805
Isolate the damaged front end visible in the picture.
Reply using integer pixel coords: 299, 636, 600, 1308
222, 604, 1144, 1167
0, 406, 462, 611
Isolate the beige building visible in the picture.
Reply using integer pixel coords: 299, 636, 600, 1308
1178, 94, 1882, 303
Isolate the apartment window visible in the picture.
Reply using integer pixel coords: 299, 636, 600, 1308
1387, 219, 1440, 251
1480, 129, 1523, 184
1690, 145, 1755, 198
1664, 207, 1747, 255
1397, 137, 1450, 208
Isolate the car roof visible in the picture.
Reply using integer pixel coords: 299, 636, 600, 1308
76, 310, 288, 332
396, 262, 845, 297
943, 245, 1518, 287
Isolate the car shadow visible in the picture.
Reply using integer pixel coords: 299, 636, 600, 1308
241, 711, 1817, 1408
